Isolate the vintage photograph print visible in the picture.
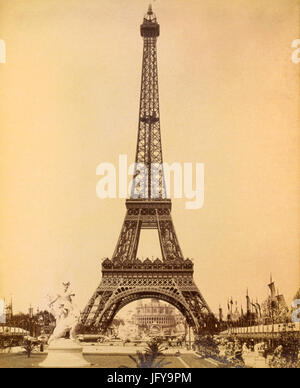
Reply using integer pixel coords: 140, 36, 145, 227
0, 0, 299, 371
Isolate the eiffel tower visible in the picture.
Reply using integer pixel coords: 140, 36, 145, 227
81, 5, 215, 335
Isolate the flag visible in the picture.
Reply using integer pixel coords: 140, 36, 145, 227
255, 302, 262, 317
268, 282, 276, 299
246, 291, 251, 313
251, 301, 258, 315
219, 306, 223, 322
268, 275, 276, 300
227, 300, 232, 321
232, 301, 240, 322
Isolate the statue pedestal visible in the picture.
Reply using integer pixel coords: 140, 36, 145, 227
39, 339, 90, 368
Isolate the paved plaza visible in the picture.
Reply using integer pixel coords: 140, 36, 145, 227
0, 344, 226, 368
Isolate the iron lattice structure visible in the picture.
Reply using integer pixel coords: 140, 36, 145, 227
82, 6, 214, 334
131, 5, 166, 200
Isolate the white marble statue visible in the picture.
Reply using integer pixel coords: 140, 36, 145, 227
47, 282, 79, 344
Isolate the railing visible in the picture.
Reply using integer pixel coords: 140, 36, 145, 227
0, 325, 30, 336
220, 322, 300, 336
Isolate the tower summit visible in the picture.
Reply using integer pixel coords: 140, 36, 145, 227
140, 4, 160, 37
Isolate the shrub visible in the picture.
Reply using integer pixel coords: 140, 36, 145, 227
22, 339, 36, 358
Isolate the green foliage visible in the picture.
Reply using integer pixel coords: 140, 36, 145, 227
128, 352, 170, 368
293, 289, 300, 301
261, 296, 290, 324
144, 338, 165, 358
0, 337, 14, 351
280, 332, 299, 361
22, 339, 36, 358
195, 335, 220, 358
112, 318, 125, 327
268, 332, 300, 368
119, 338, 170, 369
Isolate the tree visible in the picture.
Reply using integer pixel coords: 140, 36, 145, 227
294, 289, 300, 300
22, 338, 36, 358
261, 296, 290, 324
127, 352, 170, 368
112, 317, 125, 327
269, 332, 300, 368
144, 338, 165, 359
195, 335, 219, 359
119, 338, 170, 368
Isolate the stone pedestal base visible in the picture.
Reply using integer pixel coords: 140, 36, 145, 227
39, 338, 90, 368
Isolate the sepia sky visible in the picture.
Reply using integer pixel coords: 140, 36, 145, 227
0, 0, 299, 316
